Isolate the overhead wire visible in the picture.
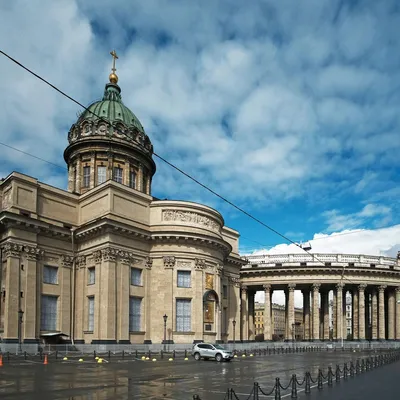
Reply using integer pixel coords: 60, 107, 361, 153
1, 49, 379, 286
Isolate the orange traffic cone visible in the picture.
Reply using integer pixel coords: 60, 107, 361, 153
0, 354, 3, 367
43, 354, 48, 365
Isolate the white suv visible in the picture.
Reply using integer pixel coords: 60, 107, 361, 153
192, 343, 233, 362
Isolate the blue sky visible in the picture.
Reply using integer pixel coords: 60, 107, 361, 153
0, 0, 399, 256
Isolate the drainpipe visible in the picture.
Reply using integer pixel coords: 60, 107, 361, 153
70, 228, 76, 346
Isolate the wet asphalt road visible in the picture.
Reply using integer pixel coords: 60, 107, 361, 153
0, 351, 392, 399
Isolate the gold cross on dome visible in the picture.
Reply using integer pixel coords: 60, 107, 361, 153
110, 50, 119, 73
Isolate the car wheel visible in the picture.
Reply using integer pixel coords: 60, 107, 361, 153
215, 353, 222, 362
194, 352, 201, 361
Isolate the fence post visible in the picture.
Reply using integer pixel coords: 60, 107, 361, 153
291, 374, 297, 399
328, 367, 333, 386
253, 382, 259, 400
318, 369, 323, 389
275, 377, 281, 400
305, 372, 311, 394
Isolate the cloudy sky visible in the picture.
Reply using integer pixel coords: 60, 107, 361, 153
0, 0, 399, 258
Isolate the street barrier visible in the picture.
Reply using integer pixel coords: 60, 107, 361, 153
190, 350, 400, 399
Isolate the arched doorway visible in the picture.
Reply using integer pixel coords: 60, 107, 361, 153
203, 290, 219, 334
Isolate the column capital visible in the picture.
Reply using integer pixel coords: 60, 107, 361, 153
336, 282, 344, 291
312, 283, 320, 291
76, 255, 86, 268
144, 256, 153, 270
24, 245, 44, 260
60, 254, 73, 268
101, 247, 117, 262
378, 285, 387, 293
1, 242, 23, 258
241, 285, 248, 293
164, 255, 176, 269
263, 284, 271, 292
288, 283, 296, 291
358, 283, 367, 292
92, 250, 102, 264
194, 258, 206, 270
395, 286, 400, 294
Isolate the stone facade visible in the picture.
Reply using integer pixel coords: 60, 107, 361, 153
0, 65, 245, 346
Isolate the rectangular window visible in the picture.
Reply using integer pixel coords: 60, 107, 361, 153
97, 166, 107, 185
223, 285, 228, 299
129, 297, 142, 331
83, 166, 90, 187
131, 268, 142, 286
88, 267, 95, 285
88, 296, 94, 331
129, 170, 136, 189
177, 271, 191, 288
113, 167, 123, 184
40, 295, 58, 331
43, 266, 58, 284
176, 299, 191, 332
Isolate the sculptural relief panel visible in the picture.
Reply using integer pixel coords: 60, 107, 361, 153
162, 209, 220, 232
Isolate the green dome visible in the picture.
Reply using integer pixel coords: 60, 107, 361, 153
77, 83, 145, 133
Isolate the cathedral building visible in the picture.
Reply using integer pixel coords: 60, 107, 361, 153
0, 52, 245, 347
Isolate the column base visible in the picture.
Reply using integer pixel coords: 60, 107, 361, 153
23, 338, 40, 344
73, 339, 85, 344
119, 340, 132, 344
143, 340, 152, 344
162, 340, 174, 344
1, 338, 19, 343
91, 340, 117, 344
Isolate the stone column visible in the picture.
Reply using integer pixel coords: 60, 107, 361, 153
215, 266, 223, 343
342, 291, 347, 340
59, 256, 72, 336
248, 291, 255, 341
352, 290, 359, 340
322, 290, 330, 340
98, 248, 117, 342
358, 284, 367, 340
241, 286, 248, 341
388, 288, 395, 340
138, 163, 144, 192
336, 283, 344, 342
371, 289, 377, 340
302, 289, 310, 340
312, 283, 320, 341
123, 160, 130, 186
332, 290, 337, 340
378, 285, 386, 340
288, 283, 296, 341
396, 287, 400, 340
263, 285, 272, 341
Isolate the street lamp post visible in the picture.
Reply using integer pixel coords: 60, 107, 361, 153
163, 314, 168, 350
232, 319, 236, 346
18, 309, 24, 353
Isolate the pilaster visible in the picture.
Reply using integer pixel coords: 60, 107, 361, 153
371, 288, 378, 339
388, 288, 395, 340
302, 289, 310, 340
352, 291, 359, 340
288, 283, 296, 341
336, 283, 344, 342
241, 286, 248, 341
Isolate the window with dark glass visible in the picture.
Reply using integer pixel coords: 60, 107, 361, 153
129, 170, 136, 189
83, 166, 90, 187
113, 167, 123, 184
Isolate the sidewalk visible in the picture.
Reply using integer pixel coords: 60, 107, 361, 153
304, 361, 400, 399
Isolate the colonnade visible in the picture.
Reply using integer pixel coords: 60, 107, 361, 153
241, 283, 400, 341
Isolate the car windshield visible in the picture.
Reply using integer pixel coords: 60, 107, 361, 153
214, 344, 225, 350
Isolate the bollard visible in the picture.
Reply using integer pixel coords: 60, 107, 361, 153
291, 374, 297, 399
335, 365, 340, 382
305, 372, 311, 394
318, 369, 323, 390
275, 377, 281, 400
135, 350, 138, 358
361, 359, 365, 372
185, 349, 188, 358
94, 350, 96, 360
39, 350, 42, 361
160, 350, 163, 359
328, 367, 333, 387
350, 361, 355, 377
108, 351, 111, 360
173, 350, 176, 359
193, 395, 201, 400
55, 351, 58, 360
148, 350, 151, 359
343, 363, 348, 379
122, 350, 124, 359
253, 382, 259, 400
24, 351, 27, 360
